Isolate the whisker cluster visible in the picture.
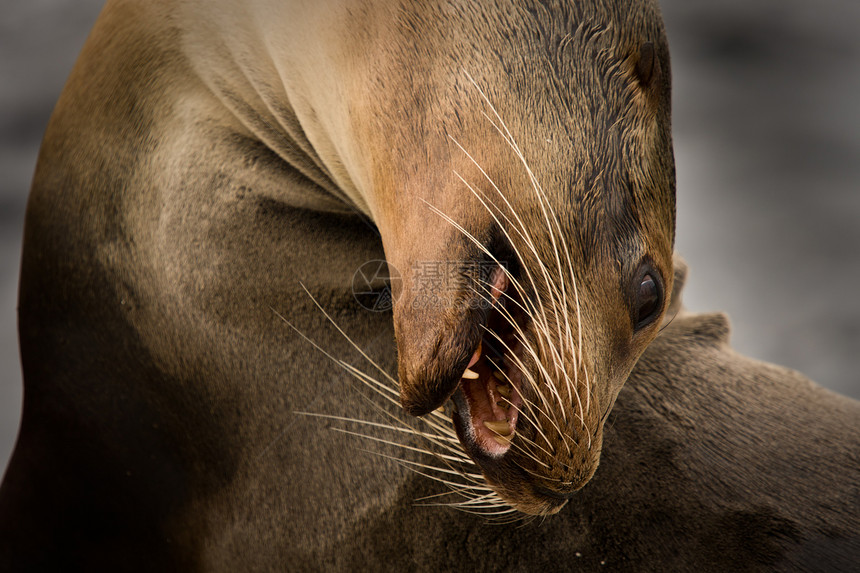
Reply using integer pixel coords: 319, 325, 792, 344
275, 299, 525, 521
429, 71, 596, 462
280, 72, 596, 518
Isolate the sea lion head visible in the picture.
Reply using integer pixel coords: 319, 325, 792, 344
352, 1, 674, 515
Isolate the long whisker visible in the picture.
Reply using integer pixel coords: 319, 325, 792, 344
269, 68, 614, 522
446, 142, 568, 390
274, 296, 520, 513
449, 166, 575, 406
460, 75, 579, 421
466, 282, 563, 434
460, 74, 597, 446
421, 200, 567, 420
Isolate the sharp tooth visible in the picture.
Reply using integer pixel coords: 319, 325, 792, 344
496, 401, 510, 411
491, 370, 505, 382
462, 368, 479, 380
496, 384, 512, 398
493, 433, 513, 446
483, 420, 511, 434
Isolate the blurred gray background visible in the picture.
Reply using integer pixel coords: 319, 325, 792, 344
2, 1, 858, 475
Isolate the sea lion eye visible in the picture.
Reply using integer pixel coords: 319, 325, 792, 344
633, 268, 663, 330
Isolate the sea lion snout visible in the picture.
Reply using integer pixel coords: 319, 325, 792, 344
395, 302, 483, 416
394, 248, 507, 416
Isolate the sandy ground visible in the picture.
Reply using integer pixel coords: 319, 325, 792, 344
2, 0, 858, 476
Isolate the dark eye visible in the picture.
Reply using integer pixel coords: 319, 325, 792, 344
633, 270, 662, 330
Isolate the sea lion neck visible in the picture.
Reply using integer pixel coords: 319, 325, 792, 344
176, 0, 378, 219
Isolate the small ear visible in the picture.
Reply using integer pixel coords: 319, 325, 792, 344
635, 41, 657, 87
664, 252, 688, 323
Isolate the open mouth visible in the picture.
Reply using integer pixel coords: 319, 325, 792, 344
451, 266, 528, 459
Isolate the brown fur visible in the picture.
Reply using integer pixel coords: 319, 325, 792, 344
317, 262, 860, 572
2, 0, 856, 570
8, 0, 676, 513
341, 0, 676, 511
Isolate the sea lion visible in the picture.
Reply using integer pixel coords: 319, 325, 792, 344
5, 0, 674, 523
8, 0, 851, 570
